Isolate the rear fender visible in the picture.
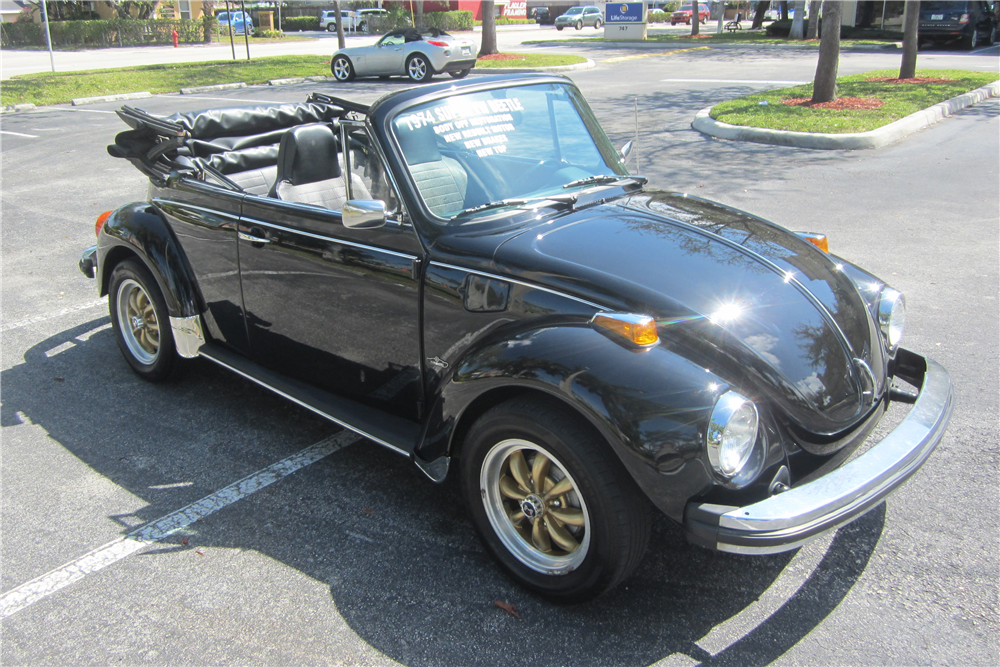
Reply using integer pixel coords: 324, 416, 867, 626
420, 322, 736, 521
97, 202, 203, 318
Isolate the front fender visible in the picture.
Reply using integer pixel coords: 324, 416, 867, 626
97, 202, 202, 318
423, 321, 741, 522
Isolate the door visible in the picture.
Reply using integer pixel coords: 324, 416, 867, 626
237, 130, 424, 420
368, 33, 407, 74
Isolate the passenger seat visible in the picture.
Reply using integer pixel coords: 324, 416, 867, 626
269, 124, 370, 209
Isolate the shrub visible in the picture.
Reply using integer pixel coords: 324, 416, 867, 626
1, 18, 205, 48
253, 28, 284, 39
765, 18, 901, 40
419, 10, 473, 31
281, 16, 319, 32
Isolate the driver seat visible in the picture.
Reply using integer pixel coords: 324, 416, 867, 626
269, 123, 370, 210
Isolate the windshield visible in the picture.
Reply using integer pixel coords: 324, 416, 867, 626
391, 82, 628, 221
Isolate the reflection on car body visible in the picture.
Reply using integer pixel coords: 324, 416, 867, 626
82, 74, 952, 603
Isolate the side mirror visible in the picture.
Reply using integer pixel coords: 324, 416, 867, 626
343, 200, 387, 229
618, 141, 633, 161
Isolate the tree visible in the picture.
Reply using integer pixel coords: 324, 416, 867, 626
691, 0, 699, 36
780, 1, 789, 21
899, 0, 920, 79
750, 1, 770, 30
806, 0, 821, 39
479, 1, 498, 57
789, 0, 805, 38
415, 0, 423, 28
104, 1, 156, 19
811, 0, 841, 103
202, 0, 216, 43
335, 0, 345, 49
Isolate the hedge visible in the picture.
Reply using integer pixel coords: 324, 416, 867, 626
475, 17, 534, 26
281, 16, 319, 32
1, 18, 205, 47
419, 10, 473, 31
764, 19, 902, 40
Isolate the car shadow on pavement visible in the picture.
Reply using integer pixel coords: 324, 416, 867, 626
3, 320, 884, 666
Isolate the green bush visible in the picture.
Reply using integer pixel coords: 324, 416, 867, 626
1, 18, 205, 47
765, 18, 901, 40
475, 17, 534, 26
253, 28, 284, 39
281, 16, 319, 32
419, 10, 473, 31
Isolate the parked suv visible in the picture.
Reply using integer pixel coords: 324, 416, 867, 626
919, 0, 997, 49
319, 9, 354, 32
671, 4, 711, 25
555, 5, 603, 30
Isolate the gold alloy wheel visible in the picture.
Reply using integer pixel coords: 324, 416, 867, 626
116, 278, 160, 365
480, 439, 591, 575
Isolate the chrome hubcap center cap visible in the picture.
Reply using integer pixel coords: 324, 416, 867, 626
521, 494, 545, 521
131, 316, 144, 330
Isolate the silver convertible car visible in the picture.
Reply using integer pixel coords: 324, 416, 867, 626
332, 28, 477, 83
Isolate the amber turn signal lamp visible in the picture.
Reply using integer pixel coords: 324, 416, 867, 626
95, 210, 113, 237
796, 232, 829, 253
592, 313, 659, 346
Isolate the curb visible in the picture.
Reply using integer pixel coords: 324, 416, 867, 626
692, 81, 1000, 150
71, 91, 151, 106
1, 103, 37, 114
269, 76, 335, 85
180, 82, 247, 94
523, 38, 900, 50
477, 58, 595, 74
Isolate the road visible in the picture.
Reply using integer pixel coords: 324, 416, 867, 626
1, 39, 998, 666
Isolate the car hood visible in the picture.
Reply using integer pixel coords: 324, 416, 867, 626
491, 189, 887, 435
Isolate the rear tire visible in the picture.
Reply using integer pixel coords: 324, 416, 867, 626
461, 398, 651, 603
327, 24, 336, 32
406, 53, 433, 83
594, 19, 602, 30
964, 28, 978, 49
332, 55, 355, 81
109, 259, 179, 382
575, 20, 583, 30
449, 68, 472, 79
557, 25, 564, 30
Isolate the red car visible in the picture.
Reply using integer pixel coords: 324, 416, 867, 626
671, 4, 710, 24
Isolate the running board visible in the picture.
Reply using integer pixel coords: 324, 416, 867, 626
198, 344, 421, 458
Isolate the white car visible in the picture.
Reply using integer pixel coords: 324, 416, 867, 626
331, 28, 476, 83
319, 9, 355, 32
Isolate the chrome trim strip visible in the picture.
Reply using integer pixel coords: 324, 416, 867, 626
240, 217, 417, 260
152, 198, 241, 222
699, 356, 952, 554
169, 315, 205, 359
429, 261, 610, 312
198, 350, 409, 457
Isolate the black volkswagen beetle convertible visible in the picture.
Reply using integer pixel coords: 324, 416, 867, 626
82, 74, 952, 602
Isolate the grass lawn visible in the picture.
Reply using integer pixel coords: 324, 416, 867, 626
1, 52, 588, 107
710, 69, 999, 133
475, 52, 587, 68
525, 33, 895, 46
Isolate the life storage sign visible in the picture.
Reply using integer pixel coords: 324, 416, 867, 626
604, 2, 647, 40
606, 3, 645, 24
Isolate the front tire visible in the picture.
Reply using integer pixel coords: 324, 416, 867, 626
406, 53, 432, 82
461, 398, 650, 603
332, 55, 355, 81
109, 259, 178, 382
327, 24, 336, 32
575, 20, 583, 30
556, 25, 564, 30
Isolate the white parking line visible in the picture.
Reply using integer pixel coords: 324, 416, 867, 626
660, 78, 808, 85
0, 298, 107, 333
0, 430, 360, 619
0, 130, 40, 138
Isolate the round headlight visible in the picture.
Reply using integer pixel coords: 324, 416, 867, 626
707, 392, 759, 478
877, 288, 905, 350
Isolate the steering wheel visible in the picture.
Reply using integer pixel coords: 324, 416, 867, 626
510, 159, 569, 194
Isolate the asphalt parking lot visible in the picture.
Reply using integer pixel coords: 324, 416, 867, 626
1, 41, 998, 666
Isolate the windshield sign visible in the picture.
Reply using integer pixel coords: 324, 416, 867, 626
391, 83, 626, 220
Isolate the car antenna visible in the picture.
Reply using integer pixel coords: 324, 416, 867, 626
634, 97, 640, 174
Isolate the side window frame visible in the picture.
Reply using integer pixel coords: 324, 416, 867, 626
341, 119, 411, 225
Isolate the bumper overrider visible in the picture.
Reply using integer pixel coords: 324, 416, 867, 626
685, 352, 952, 554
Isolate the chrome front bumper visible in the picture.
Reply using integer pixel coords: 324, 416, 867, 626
685, 353, 953, 555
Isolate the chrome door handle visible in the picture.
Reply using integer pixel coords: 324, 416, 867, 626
239, 231, 270, 244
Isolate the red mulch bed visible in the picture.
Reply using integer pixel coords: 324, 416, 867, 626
866, 76, 956, 84
477, 54, 524, 61
782, 97, 885, 110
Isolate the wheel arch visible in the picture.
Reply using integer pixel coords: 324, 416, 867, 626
96, 202, 203, 319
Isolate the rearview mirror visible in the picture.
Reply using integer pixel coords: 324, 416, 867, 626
343, 200, 387, 229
